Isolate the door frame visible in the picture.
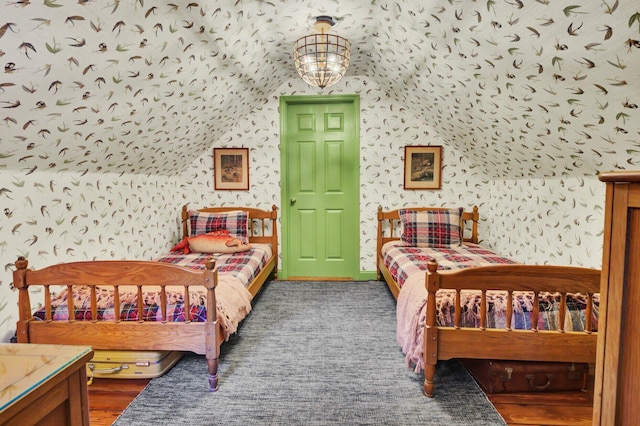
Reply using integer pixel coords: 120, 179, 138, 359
279, 94, 361, 279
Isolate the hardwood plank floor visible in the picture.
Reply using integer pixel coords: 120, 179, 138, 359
88, 378, 149, 425
87, 378, 594, 425
488, 391, 593, 425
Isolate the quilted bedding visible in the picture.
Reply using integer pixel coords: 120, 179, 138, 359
382, 241, 600, 372
32, 244, 272, 340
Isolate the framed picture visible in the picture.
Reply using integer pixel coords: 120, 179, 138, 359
213, 148, 249, 190
403, 145, 442, 190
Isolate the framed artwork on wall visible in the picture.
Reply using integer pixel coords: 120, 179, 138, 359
403, 145, 442, 190
213, 148, 249, 190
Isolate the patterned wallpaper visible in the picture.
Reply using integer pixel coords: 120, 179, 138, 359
0, 1, 637, 340
0, 1, 638, 178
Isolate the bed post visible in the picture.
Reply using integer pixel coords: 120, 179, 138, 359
376, 206, 383, 280
13, 256, 32, 343
203, 259, 219, 391
270, 204, 279, 279
471, 206, 479, 244
181, 205, 189, 238
423, 259, 440, 398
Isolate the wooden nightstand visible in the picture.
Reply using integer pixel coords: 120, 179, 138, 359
0, 343, 94, 426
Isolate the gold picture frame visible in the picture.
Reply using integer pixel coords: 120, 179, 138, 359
403, 145, 442, 190
213, 148, 249, 190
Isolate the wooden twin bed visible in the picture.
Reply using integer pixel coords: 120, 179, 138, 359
14, 205, 278, 392
376, 206, 600, 397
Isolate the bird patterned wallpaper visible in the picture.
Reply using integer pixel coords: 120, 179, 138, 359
0, 0, 638, 340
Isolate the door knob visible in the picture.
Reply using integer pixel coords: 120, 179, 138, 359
290, 198, 296, 206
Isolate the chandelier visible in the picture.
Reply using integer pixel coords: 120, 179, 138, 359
293, 16, 351, 89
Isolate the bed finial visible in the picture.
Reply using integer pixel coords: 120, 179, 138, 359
15, 256, 28, 270
427, 259, 438, 273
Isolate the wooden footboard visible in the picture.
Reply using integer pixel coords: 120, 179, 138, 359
422, 260, 600, 397
14, 257, 223, 391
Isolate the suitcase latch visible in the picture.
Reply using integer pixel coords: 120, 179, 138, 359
499, 367, 513, 381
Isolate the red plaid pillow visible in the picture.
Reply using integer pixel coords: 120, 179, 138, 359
189, 210, 249, 242
399, 208, 463, 248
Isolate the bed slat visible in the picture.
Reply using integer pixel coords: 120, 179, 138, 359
183, 285, 191, 324
160, 286, 167, 323
114, 285, 121, 323
506, 291, 513, 331
44, 285, 52, 321
91, 286, 98, 322
136, 285, 144, 324
480, 290, 487, 330
532, 292, 540, 332
586, 293, 593, 333
67, 285, 74, 322
559, 292, 567, 333
454, 290, 461, 329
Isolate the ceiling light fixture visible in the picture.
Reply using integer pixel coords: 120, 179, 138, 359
293, 15, 351, 89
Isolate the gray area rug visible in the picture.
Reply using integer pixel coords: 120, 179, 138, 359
114, 281, 505, 425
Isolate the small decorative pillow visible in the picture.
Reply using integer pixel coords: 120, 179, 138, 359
187, 232, 252, 254
189, 210, 249, 242
399, 208, 463, 248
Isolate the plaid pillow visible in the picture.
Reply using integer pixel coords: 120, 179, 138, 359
189, 210, 249, 242
399, 208, 463, 248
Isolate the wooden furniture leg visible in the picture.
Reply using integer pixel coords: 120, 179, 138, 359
203, 260, 219, 392
424, 365, 436, 398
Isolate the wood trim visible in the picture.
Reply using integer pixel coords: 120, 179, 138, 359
436, 330, 597, 363
597, 170, 640, 183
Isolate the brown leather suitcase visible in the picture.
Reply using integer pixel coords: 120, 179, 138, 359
461, 359, 589, 393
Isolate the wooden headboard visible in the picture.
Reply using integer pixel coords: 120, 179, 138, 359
376, 206, 480, 259
181, 205, 278, 247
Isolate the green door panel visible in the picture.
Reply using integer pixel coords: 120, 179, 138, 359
280, 95, 360, 279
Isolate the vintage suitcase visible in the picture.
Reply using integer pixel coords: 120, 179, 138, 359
461, 359, 589, 393
86, 350, 183, 381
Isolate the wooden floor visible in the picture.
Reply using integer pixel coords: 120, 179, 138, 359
88, 378, 149, 425
88, 377, 594, 425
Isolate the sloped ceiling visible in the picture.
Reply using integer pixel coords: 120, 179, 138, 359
0, 1, 638, 178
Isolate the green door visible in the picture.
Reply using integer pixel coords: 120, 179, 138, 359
280, 95, 360, 279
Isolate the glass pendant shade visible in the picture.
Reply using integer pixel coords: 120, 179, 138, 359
293, 16, 351, 89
